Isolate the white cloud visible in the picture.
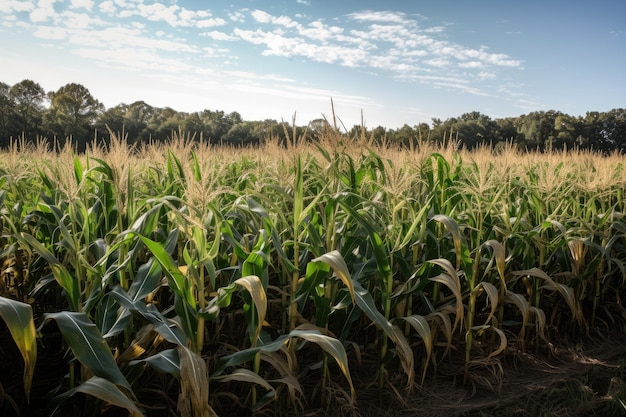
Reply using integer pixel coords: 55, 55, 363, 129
2, 2, 526, 114
459, 61, 484, 69
251, 9, 271, 23
347, 10, 407, 24
32, 25, 66, 39
227, 8, 522, 98
136, 3, 180, 27
433, 81, 489, 96
60, 11, 106, 29
234, 27, 368, 67
113, 0, 133, 8
203, 30, 236, 41
69, 0, 93, 11
68, 26, 196, 53
425, 58, 450, 67
98, 1, 115, 15
225, 70, 295, 83
72, 46, 194, 73
29, 0, 57, 23
195, 17, 226, 28
423, 26, 445, 33
0, 0, 34, 14
477, 71, 496, 79
228, 10, 246, 22
251, 9, 299, 28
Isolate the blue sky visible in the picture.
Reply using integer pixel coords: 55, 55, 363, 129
1, 0, 624, 128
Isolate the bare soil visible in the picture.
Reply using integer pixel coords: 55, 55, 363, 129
353, 334, 626, 417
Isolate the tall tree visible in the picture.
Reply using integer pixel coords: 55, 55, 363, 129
96, 103, 128, 142
125, 101, 155, 142
0, 82, 16, 146
9, 79, 46, 140
46, 83, 103, 149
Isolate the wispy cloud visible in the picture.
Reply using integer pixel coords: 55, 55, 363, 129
347, 10, 407, 24
0, 1, 35, 14
0, 2, 527, 120
221, 8, 521, 96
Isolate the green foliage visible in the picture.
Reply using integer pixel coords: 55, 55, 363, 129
2, 78, 626, 152
1, 135, 626, 416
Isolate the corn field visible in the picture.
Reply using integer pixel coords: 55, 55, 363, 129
1, 131, 626, 416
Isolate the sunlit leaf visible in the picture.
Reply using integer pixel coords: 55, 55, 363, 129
0, 296, 37, 400
312, 250, 356, 304
395, 314, 432, 384
55, 376, 143, 417
235, 275, 267, 345
296, 328, 355, 400
512, 268, 583, 325
471, 325, 507, 360
476, 282, 499, 325
177, 345, 212, 417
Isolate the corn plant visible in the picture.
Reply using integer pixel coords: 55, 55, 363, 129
2, 130, 626, 416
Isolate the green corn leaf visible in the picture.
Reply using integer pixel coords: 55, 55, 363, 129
20, 233, 80, 311
109, 286, 187, 346
73, 156, 84, 186
191, 150, 202, 182
482, 240, 507, 286
235, 275, 267, 346
215, 328, 354, 398
369, 231, 393, 297
431, 214, 465, 269
129, 349, 181, 378
128, 258, 163, 302
44, 311, 133, 393
98, 294, 130, 339
399, 198, 433, 249
242, 232, 269, 286
55, 376, 144, 417
351, 278, 414, 387
131, 233, 197, 342
129, 203, 164, 236
297, 259, 331, 307
0, 296, 37, 400
311, 250, 355, 304
293, 155, 303, 227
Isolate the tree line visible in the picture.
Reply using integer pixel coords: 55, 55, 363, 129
1, 79, 625, 152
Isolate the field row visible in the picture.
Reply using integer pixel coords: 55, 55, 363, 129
1, 136, 626, 416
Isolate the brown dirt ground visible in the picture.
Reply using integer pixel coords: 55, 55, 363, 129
350, 334, 626, 417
